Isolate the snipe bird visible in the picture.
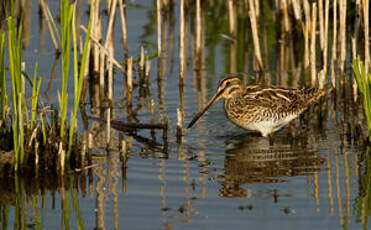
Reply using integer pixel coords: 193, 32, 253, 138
187, 76, 332, 137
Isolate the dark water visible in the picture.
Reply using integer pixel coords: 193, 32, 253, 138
1, 0, 370, 229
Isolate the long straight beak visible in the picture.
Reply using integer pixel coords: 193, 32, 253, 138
187, 91, 222, 128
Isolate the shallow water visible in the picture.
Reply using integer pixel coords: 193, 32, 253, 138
1, 0, 370, 229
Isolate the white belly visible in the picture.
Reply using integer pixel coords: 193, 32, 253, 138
232, 114, 298, 137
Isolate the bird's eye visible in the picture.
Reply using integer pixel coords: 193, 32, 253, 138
226, 82, 231, 87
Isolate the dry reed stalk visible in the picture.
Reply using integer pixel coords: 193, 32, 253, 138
127, 57, 133, 106
99, 48, 105, 101
330, 0, 337, 88
247, 0, 264, 71
35, 141, 39, 169
352, 0, 361, 100
352, 0, 361, 60
318, 0, 324, 50
118, 0, 128, 62
318, 69, 326, 89
339, 0, 347, 73
291, 0, 302, 21
104, 0, 117, 48
88, 132, 93, 150
139, 46, 145, 73
310, 3, 317, 86
107, 45, 114, 146
363, 0, 370, 74
179, 0, 185, 85
281, 0, 291, 33
58, 141, 65, 175
228, 0, 236, 38
92, 0, 101, 73
323, 0, 329, 74
145, 59, 151, 84
303, 0, 310, 71
120, 139, 127, 160
196, 0, 202, 71
39, 0, 59, 51
157, 0, 162, 57
176, 108, 183, 143
254, 0, 260, 18
81, 26, 126, 73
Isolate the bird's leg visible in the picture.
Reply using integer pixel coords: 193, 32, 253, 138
268, 133, 274, 146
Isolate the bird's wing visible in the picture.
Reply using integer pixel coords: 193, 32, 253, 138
242, 86, 302, 110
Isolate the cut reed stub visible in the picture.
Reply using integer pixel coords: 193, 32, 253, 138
176, 108, 183, 143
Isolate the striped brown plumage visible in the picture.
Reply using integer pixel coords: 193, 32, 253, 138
187, 76, 332, 137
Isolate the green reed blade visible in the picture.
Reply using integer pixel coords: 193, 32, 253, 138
7, 14, 25, 171
59, 0, 75, 140
352, 59, 371, 141
67, 1, 93, 160
45, 4, 61, 42
0, 32, 7, 123
31, 63, 39, 130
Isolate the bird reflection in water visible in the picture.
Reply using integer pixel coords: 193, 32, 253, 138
218, 133, 326, 198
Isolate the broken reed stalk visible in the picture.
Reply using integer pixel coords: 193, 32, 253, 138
139, 46, 145, 82
339, 0, 347, 73
118, 0, 128, 62
179, 0, 185, 85
310, 3, 317, 86
330, 0, 337, 88
291, 0, 302, 21
157, 0, 162, 57
139, 47, 145, 72
81, 26, 126, 73
145, 59, 151, 84
363, 0, 370, 75
127, 57, 133, 106
247, 0, 264, 72
88, 115, 167, 129
39, 0, 59, 51
176, 108, 183, 143
228, 0, 236, 38
58, 141, 65, 175
120, 138, 127, 161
